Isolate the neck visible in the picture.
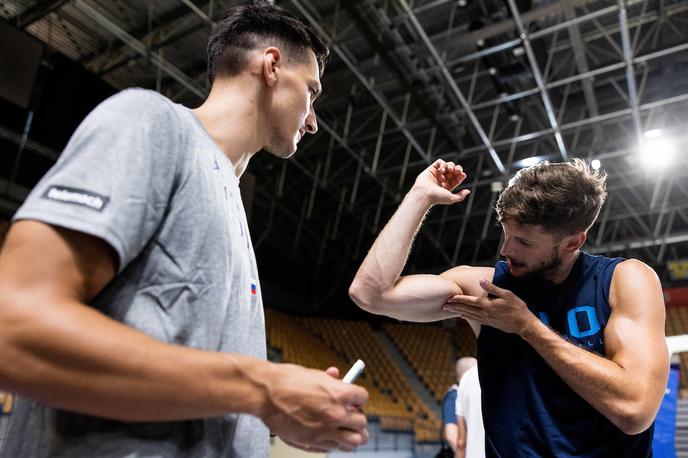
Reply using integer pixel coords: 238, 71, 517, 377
192, 78, 266, 177
544, 250, 581, 285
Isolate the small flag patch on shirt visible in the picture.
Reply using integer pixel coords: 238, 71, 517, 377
250, 280, 257, 295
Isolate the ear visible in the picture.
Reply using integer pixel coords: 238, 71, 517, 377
262, 47, 282, 87
562, 231, 586, 252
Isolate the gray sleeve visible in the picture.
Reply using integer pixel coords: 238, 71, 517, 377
13, 88, 185, 273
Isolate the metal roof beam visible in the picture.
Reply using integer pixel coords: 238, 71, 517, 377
507, 0, 568, 161
13, 0, 71, 28
564, 4, 601, 128
619, 0, 644, 143
396, 0, 506, 174
380, 90, 688, 173
73, 0, 206, 99
590, 231, 688, 254
287, 0, 432, 164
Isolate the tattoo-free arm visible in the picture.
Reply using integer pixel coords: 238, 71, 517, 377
0, 221, 270, 421
443, 423, 458, 451
0, 221, 370, 453
455, 417, 467, 458
349, 160, 473, 322
519, 259, 668, 434
445, 259, 667, 434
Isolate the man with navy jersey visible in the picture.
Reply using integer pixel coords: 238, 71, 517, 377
350, 158, 667, 457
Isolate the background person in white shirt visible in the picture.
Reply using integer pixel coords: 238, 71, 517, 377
455, 361, 485, 458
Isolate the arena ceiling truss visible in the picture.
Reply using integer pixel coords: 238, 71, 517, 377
2, 0, 688, 306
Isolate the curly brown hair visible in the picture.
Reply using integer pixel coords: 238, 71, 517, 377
496, 158, 607, 234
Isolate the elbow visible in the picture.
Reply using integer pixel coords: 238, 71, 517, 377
616, 416, 653, 436
348, 280, 383, 314
613, 402, 656, 435
0, 295, 20, 388
348, 281, 373, 311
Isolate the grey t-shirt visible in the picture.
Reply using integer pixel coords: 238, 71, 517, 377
3, 89, 269, 457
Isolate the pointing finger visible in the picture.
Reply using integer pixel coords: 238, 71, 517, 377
479, 279, 512, 298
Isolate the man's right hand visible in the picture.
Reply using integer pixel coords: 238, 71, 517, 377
260, 363, 369, 452
412, 159, 470, 206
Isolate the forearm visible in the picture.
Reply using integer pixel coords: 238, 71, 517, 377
349, 188, 463, 321
0, 296, 271, 422
351, 187, 431, 296
454, 419, 466, 457
443, 423, 458, 451
521, 319, 656, 434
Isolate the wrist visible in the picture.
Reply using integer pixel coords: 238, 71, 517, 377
518, 314, 542, 340
407, 185, 434, 209
216, 354, 274, 418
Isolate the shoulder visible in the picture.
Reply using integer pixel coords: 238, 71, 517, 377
89, 88, 182, 127
458, 366, 478, 389
612, 259, 660, 285
609, 259, 663, 313
443, 387, 458, 411
103, 88, 175, 110
82, 89, 187, 148
581, 251, 624, 270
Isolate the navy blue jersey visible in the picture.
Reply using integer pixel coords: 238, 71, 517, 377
478, 252, 653, 457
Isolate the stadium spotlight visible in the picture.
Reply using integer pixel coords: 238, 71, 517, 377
519, 156, 543, 167
591, 159, 601, 170
638, 129, 676, 170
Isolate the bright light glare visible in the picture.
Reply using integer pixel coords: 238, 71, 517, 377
520, 156, 542, 167
591, 159, 601, 170
644, 129, 663, 139
638, 136, 676, 169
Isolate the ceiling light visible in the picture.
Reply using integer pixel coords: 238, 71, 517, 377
644, 129, 662, 139
518, 156, 543, 167
491, 181, 504, 192
513, 154, 551, 170
638, 135, 677, 170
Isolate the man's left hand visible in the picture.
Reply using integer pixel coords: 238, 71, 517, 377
442, 279, 537, 335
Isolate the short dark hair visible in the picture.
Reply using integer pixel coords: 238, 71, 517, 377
496, 158, 607, 234
206, 2, 329, 85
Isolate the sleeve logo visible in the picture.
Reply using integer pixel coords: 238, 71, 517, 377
42, 185, 109, 212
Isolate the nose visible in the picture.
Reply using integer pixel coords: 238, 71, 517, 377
500, 237, 512, 258
305, 108, 318, 134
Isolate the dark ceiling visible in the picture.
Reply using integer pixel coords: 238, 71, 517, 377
1, 0, 688, 316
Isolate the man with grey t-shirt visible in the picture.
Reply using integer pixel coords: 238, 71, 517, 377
0, 4, 368, 457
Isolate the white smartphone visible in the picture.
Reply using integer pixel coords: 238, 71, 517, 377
342, 359, 365, 384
